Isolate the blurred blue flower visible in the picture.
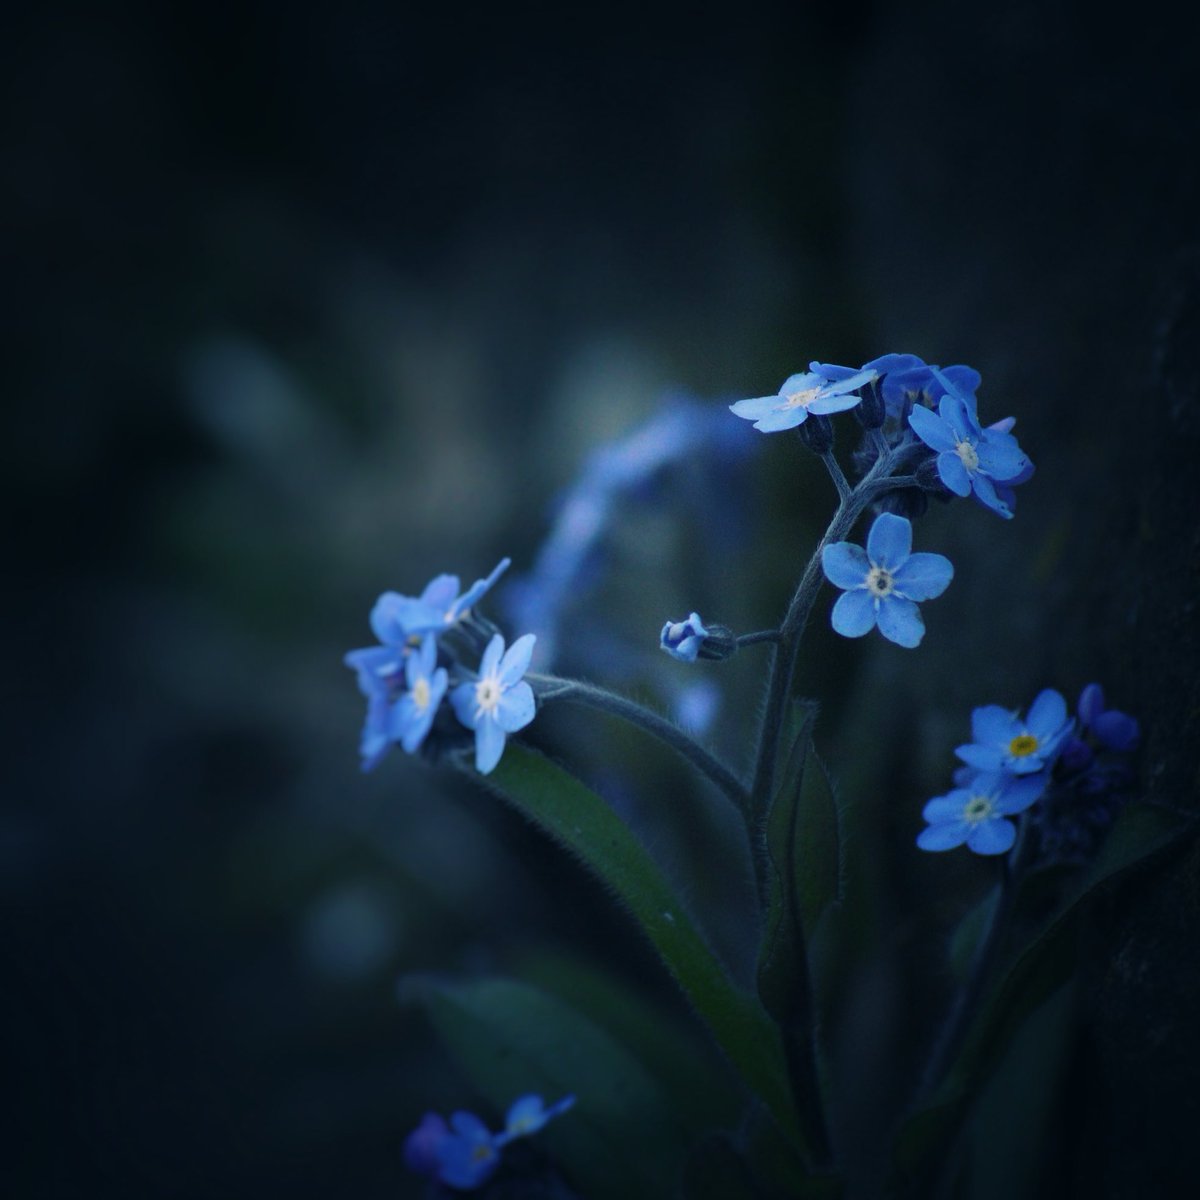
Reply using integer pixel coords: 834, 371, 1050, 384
393, 635, 448, 754
371, 558, 511, 645
908, 394, 1031, 519
729, 367, 877, 432
343, 645, 407, 771
660, 612, 709, 662
1077, 682, 1140, 752
451, 632, 537, 774
402, 1111, 452, 1178
495, 1093, 576, 1146
814, 353, 981, 420
821, 512, 953, 648
435, 1111, 502, 1190
917, 769, 1048, 855
956, 688, 1074, 775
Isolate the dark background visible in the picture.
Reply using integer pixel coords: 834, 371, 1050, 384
7, 1, 1200, 1197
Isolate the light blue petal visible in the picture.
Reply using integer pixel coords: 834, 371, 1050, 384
474, 717, 507, 774
450, 681, 478, 729
779, 371, 822, 394
369, 592, 407, 645
994, 772, 1048, 815
816, 366, 877, 394
937, 451, 972, 496
938, 364, 982, 398
452, 556, 512, 617
966, 818, 1016, 855
420, 574, 461, 610
956, 743, 1005, 771
1027, 688, 1068, 739
876, 595, 924, 647
923, 791, 970, 822
345, 646, 401, 696
479, 633, 504, 678
866, 512, 912, 569
831, 589, 877, 638
908, 404, 957, 453
917, 821, 971, 851
1077, 682, 1106, 726
808, 390, 864, 415
499, 632, 537, 686
1008, 755, 1047, 775
392, 597, 447, 634
892, 552, 953, 600
730, 395, 782, 419
495, 680, 536, 733
969, 472, 1013, 518
397, 701, 435, 754
753, 407, 807, 432
972, 704, 1020, 746
406, 634, 437, 686
975, 435, 1030, 482
938, 393, 981, 440
821, 541, 870, 589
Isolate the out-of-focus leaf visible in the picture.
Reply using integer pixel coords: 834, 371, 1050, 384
683, 1132, 762, 1200
947, 886, 997, 983
407, 974, 690, 1199
484, 746, 802, 1151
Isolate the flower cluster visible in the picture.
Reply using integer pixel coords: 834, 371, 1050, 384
344, 559, 538, 775
403, 1093, 575, 1191
918, 684, 1139, 858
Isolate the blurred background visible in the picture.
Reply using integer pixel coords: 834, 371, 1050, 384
7, 1, 1200, 1196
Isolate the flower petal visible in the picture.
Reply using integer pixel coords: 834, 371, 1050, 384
866, 512, 912, 570
752, 406, 807, 432
892, 552, 953, 600
972, 704, 1021, 746
729, 395, 779, 420
908, 404, 957, 453
1094, 710, 1140, 751
936, 451, 972, 496
808, 390, 864, 415
474, 717, 507, 774
993, 772, 1049, 815
975, 435, 1030, 482
831, 589, 877, 638
955, 743, 1005, 771
923, 791, 970, 822
420, 574, 461, 610
969, 472, 1013, 518
499, 632, 537, 687
821, 541, 870, 589
479, 633, 505, 678
966, 818, 1016, 855
369, 592, 407, 645
876, 595, 924, 647
450, 680, 479, 729
496, 680, 536, 733
1077, 682, 1106, 727
1027, 688, 1068, 739
917, 821, 971, 851
938, 393, 981, 440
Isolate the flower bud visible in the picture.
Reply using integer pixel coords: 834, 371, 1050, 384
796, 414, 834, 455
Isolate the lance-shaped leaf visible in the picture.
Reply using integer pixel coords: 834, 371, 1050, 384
483, 745, 805, 1154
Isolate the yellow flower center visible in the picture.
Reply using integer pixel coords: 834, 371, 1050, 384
471, 1144, 494, 1162
780, 385, 822, 411
955, 439, 980, 471
411, 677, 431, 712
1008, 733, 1039, 758
866, 566, 895, 597
963, 795, 994, 824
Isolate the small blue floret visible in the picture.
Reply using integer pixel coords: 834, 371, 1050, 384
917, 769, 1049, 855
495, 1093, 576, 1147
450, 632, 538, 774
955, 689, 1074, 775
729, 367, 877, 432
660, 612, 709, 662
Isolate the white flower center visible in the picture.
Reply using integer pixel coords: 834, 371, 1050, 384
475, 675, 502, 718
411, 677, 431, 712
955, 438, 980, 471
866, 566, 894, 597
779, 385, 822, 411
963, 794, 994, 824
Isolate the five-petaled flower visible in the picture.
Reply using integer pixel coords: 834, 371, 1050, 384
435, 1111, 502, 1191
451, 632, 537, 774
955, 688, 1074, 775
729, 367, 878, 432
821, 512, 953, 648
660, 612, 709, 662
393, 634, 449, 754
371, 558, 511, 645
495, 1093, 576, 1147
916, 769, 1049, 855
908, 394, 1031, 519
343, 644, 408, 771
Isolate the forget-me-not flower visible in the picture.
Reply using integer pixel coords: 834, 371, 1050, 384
495, 1093, 576, 1147
451, 632, 537, 774
956, 688, 1074, 775
1077, 682, 1140, 752
917, 769, 1049, 855
816, 353, 982, 420
908, 394, 1031, 519
343, 644, 407, 771
729, 367, 878, 432
371, 558, 511, 645
435, 1111, 502, 1190
660, 612, 709, 662
821, 512, 953, 648
393, 635, 448, 754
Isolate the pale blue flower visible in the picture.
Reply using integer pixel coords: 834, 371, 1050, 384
343, 645, 406, 771
371, 558, 511, 645
660, 612, 708, 662
451, 632, 537, 774
435, 1111, 501, 1190
955, 688, 1074, 775
495, 1093, 576, 1147
821, 512, 953, 648
391, 635, 448, 754
917, 769, 1048, 855
729, 367, 878, 432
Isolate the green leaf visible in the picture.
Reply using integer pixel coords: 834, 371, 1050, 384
484, 745, 802, 1152
408, 974, 690, 1199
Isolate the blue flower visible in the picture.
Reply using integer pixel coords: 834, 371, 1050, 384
392, 635, 448, 754
371, 558, 511, 645
451, 632, 537, 774
955, 688, 1074, 775
402, 1112, 452, 1178
434, 1111, 502, 1190
495, 1093, 576, 1147
729, 367, 878, 432
343, 645, 407, 771
1077, 682, 1140, 752
908, 394, 1031, 519
821, 512, 953, 648
660, 612, 709, 662
917, 769, 1049, 855
815, 354, 982, 420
